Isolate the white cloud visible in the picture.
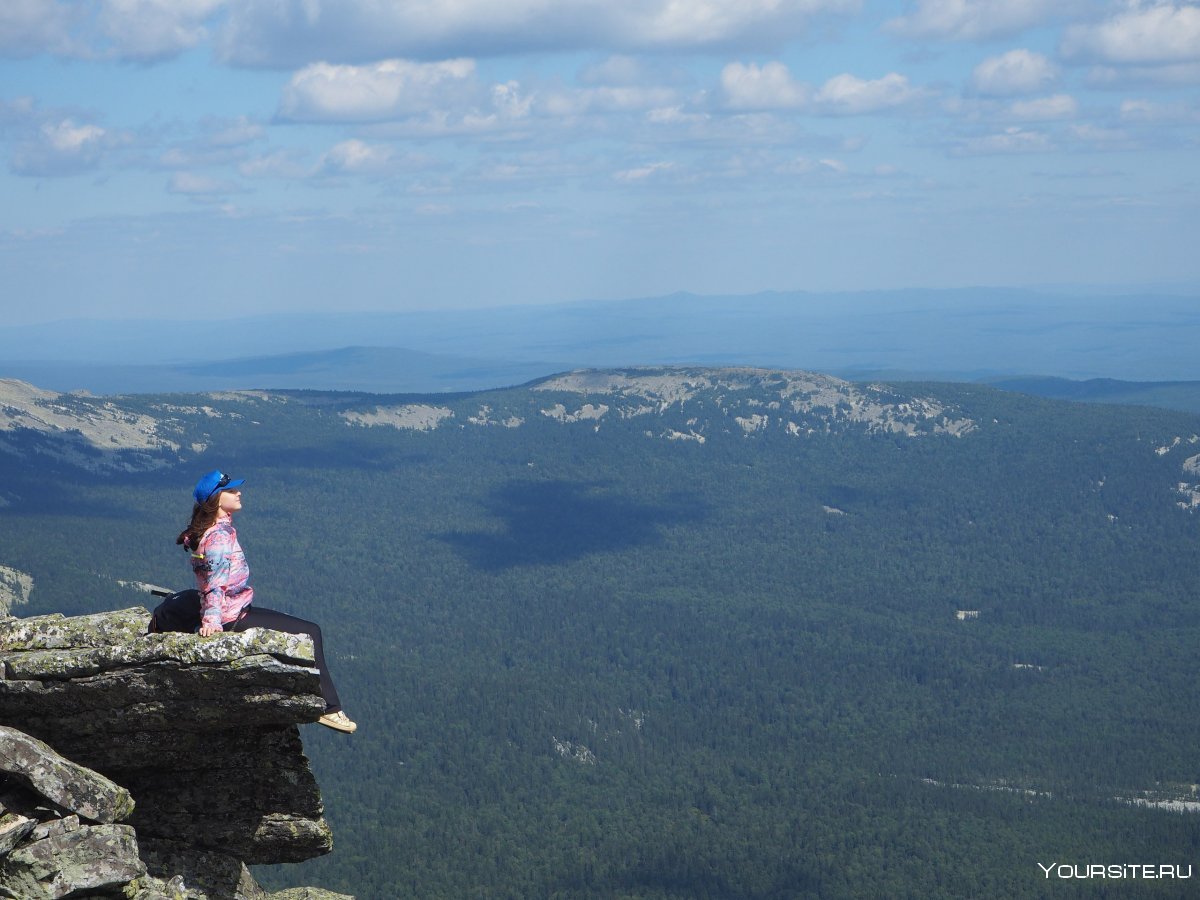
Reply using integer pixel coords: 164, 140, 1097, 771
814, 73, 922, 114
0, 0, 76, 57
886, 0, 1063, 41
1068, 123, 1134, 147
1120, 98, 1157, 121
541, 85, 679, 117
95, 0, 225, 61
279, 58, 480, 123
955, 126, 1053, 154
491, 81, 535, 119
970, 49, 1057, 95
10, 118, 110, 175
1062, 3, 1200, 66
720, 62, 810, 110
581, 55, 648, 86
0, 0, 225, 61
1007, 94, 1078, 120
614, 161, 675, 182
319, 139, 397, 175
167, 171, 242, 195
204, 115, 266, 148
1086, 61, 1200, 86
772, 156, 840, 175
645, 105, 710, 127
238, 150, 313, 179
218, 0, 859, 68
159, 116, 266, 169
279, 55, 690, 137
579, 55, 689, 88
44, 119, 105, 153
236, 141, 439, 183
1119, 97, 1200, 122
369, 90, 539, 138
629, 0, 859, 46
454, 150, 595, 188
15, 0, 855, 66
719, 63, 923, 116
317, 139, 439, 177
0, 96, 36, 130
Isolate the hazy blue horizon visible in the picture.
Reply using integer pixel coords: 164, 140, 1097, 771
4, 285, 1199, 394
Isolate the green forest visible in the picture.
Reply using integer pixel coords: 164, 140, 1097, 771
3, 372, 1200, 898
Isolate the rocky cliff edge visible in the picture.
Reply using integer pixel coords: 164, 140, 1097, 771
0, 607, 352, 899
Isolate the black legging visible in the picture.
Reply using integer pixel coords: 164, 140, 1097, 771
225, 606, 343, 713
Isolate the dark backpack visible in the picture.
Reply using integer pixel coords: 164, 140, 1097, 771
146, 588, 202, 634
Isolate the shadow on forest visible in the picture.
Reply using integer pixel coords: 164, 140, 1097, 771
438, 478, 707, 570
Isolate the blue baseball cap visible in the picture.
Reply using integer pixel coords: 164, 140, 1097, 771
193, 470, 245, 504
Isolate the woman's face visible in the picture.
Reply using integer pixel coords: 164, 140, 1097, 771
217, 488, 243, 514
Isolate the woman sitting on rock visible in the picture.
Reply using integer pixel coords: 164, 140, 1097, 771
176, 469, 357, 734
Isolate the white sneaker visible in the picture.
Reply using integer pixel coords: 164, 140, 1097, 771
318, 710, 357, 733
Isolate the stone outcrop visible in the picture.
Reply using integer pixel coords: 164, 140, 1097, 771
0, 607, 353, 899
0, 567, 32, 618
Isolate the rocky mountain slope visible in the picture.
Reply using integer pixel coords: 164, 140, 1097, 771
1, 365, 979, 476
0, 566, 32, 618
6, 366, 1197, 514
345, 368, 979, 439
1, 608, 351, 900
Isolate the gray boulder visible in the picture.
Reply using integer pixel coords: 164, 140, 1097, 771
138, 841, 270, 900
0, 726, 134, 824
0, 813, 35, 855
0, 822, 143, 899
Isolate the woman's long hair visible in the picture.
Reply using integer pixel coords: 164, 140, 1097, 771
176, 494, 223, 551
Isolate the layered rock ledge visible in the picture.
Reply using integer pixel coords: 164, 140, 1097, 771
0, 607, 352, 899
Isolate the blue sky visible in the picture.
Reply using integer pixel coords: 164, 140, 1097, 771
1, 0, 1198, 325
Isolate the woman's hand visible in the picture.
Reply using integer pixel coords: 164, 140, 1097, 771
198, 622, 222, 637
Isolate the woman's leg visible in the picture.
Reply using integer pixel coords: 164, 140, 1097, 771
230, 606, 344, 713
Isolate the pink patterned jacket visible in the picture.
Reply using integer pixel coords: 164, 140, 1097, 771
191, 514, 255, 627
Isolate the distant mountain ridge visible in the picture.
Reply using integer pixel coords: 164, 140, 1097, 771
4, 367, 1199, 514
985, 376, 1200, 414
4, 287, 1199, 395
0, 368, 978, 475
2, 346, 566, 397
342, 368, 978, 441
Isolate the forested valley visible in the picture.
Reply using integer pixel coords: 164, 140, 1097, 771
3, 370, 1200, 898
